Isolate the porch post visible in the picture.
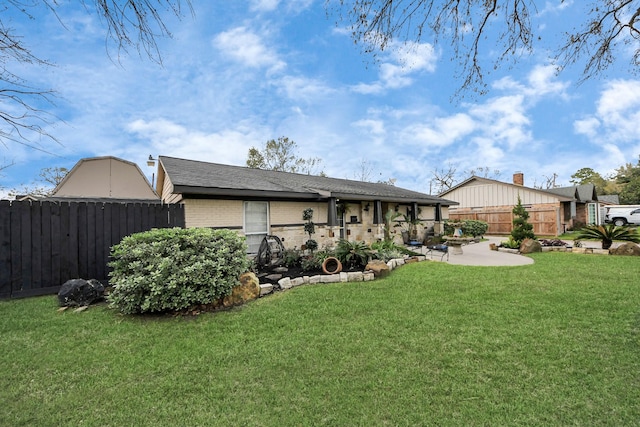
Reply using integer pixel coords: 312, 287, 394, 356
411, 202, 418, 220
435, 203, 442, 221
327, 197, 338, 226
373, 200, 383, 224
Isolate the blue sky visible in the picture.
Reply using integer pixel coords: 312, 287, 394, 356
1, 0, 640, 197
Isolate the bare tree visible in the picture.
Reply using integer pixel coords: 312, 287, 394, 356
7, 165, 69, 197
431, 164, 457, 194
0, 1, 192, 148
532, 173, 560, 189
465, 166, 501, 180
354, 158, 374, 181
39, 166, 68, 187
331, 0, 640, 94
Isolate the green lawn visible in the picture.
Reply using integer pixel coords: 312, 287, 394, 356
1, 252, 639, 426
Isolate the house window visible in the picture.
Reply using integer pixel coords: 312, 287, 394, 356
587, 203, 598, 225
244, 201, 269, 253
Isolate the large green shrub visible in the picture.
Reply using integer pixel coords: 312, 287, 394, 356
108, 228, 249, 314
444, 220, 488, 237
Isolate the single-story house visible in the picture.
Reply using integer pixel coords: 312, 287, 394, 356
439, 172, 603, 236
50, 156, 159, 201
155, 156, 457, 252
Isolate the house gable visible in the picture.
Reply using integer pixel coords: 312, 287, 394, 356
52, 156, 158, 200
440, 177, 571, 209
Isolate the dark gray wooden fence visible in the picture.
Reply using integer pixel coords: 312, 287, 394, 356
0, 200, 185, 299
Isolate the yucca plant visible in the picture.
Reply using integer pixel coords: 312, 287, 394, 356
335, 239, 371, 268
574, 224, 640, 249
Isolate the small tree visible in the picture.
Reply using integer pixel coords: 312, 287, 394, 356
511, 196, 535, 244
383, 208, 401, 241
303, 208, 318, 253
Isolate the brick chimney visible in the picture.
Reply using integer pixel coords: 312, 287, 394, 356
513, 172, 524, 186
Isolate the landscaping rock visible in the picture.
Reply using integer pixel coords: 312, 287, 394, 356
290, 277, 305, 287
347, 271, 364, 282
321, 274, 340, 283
610, 242, 640, 256
520, 238, 542, 254
366, 260, 390, 278
223, 272, 260, 307
57, 278, 104, 307
278, 277, 293, 290
259, 283, 273, 296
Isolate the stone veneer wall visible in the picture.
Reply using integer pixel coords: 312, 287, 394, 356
181, 198, 443, 249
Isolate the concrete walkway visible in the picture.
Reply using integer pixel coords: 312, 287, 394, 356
442, 236, 534, 267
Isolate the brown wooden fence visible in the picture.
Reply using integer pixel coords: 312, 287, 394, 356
0, 200, 185, 299
449, 206, 561, 236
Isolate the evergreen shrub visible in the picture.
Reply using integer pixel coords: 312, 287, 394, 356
444, 220, 488, 237
108, 227, 249, 314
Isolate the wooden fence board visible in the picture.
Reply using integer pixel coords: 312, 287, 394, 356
49, 201, 62, 288
19, 201, 32, 294
31, 202, 43, 291
0, 200, 11, 298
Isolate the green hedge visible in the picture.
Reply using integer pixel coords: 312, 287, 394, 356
444, 219, 489, 237
108, 228, 249, 314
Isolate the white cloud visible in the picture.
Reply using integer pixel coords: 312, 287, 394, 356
575, 79, 640, 144
351, 41, 438, 93
538, 0, 573, 16
276, 75, 338, 101
404, 113, 476, 148
493, 65, 568, 99
125, 119, 265, 166
213, 26, 286, 73
249, 0, 313, 13
352, 119, 385, 136
574, 117, 600, 138
569, 79, 640, 176
250, 0, 280, 12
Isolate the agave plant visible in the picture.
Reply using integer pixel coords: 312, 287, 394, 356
574, 224, 640, 249
335, 239, 371, 268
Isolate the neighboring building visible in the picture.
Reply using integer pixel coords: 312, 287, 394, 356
50, 156, 158, 200
440, 172, 603, 236
156, 156, 457, 252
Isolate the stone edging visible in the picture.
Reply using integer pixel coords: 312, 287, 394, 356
497, 247, 610, 255
259, 255, 429, 297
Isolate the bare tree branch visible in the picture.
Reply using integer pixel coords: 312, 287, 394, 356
0, 1, 191, 150
330, 0, 640, 94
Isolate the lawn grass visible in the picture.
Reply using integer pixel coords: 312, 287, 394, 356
1, 252, 639, 426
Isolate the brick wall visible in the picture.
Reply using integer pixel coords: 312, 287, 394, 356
184, 199, 243, 228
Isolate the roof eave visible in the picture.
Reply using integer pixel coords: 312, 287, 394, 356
175, 186, 457, 205
173, 185, 323, 200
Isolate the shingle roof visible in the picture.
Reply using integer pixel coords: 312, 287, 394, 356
159, 156, 456, 205
597, 194, 620, 204
546, 184, 597, 202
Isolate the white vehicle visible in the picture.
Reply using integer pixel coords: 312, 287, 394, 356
604, 205, 640, 226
